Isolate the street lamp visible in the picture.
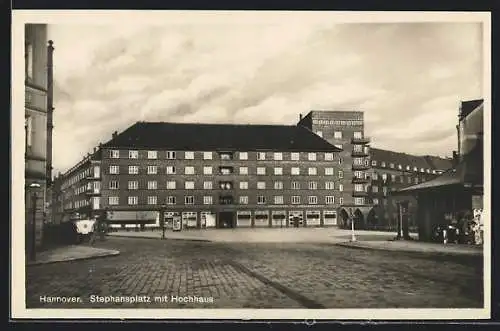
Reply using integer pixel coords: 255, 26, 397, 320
350, 208, 356, 242
160, 205, 166, 239
28, 182, 41, 261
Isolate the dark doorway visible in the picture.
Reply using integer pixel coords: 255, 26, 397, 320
291, 216, 301, 228
367, 208, 378, 228
354, 209, 364, 228
218, 211, 235, 228
339, 209, 349, 229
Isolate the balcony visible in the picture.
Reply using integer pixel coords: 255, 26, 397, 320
218, 181, 234, 190
351, 136, 371, 144
219, 166, 234, 175
219, 195, 234, 205
352, 176, 370, 184
352, 190, 369, 197
352, 163, 371, 170
351, 148, 370, 157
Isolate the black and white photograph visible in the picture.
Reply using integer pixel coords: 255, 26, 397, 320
12, 10, 490, 320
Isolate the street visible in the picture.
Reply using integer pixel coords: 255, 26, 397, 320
26, 236, 483, 309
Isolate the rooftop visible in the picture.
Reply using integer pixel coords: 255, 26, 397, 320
101, 121, 343, 152
370, 148, 453, 172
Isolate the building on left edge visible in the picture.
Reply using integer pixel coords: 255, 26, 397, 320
25, 24, 54, 250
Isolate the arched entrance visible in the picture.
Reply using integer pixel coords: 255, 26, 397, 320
339, 209, 349, 228
353, 209, 364, 229
367, 208, 379, 227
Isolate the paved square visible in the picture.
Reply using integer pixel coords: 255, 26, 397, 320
25, 236, 483, 309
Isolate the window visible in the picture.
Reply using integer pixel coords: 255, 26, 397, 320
128, 196, 138, 205
128, 166, 139, 175
166, 181, 176, 189
257, 167, 266, 175
203, 196, 213, 205
371, 160, 377, 166
413, 166, 418, 172
406, 165, 411, 171
147, 151, 157, 159
291, 167, 300, 175
408, 177, 412, 184
372, 185, 379, 193
325, 167, 334, 175
239, 196, 249, 204
166, 166, 176, 174
308, 167, 317, 175
109, 180, 119, 190
26, 42, 33, 80
325, 182, 335, 190
325, 196, 335, 204
381, 162, 386, 167
291, 182, 300, 189
372, 173, 378, 180
257, 196, 266, 204
166, 151, 176, 159
354, 197, 364, 205
239, 152, 248, 160
185, 181, 195, 190
239, 167, 248, 175
382, 173, 388, 181
415, 177, 419, 184
373, 198, 379, 205
274, 152, 283, 160
339, 197, 344, 205
147, 165, 158, 175
383, 187, 388, 196
316, 131, 323, 137
185, 196, 194, 205
220, 166, 234, 175
203, 181, 213, 189
257, 152, 266, 160
308, 153, 317, 161
108, 196, 119, 205
391, 174, 396, 182
353, 158, 364, 166
353, 145, 363, 152
398, 164, 402, 170
338, 170, 344, 179
147, 181, 157, 190
390, 163, 395, 168
338, 184, 344, 192
324, 153, 334, 161
166, 196, 176, 205
308, 196, 318, 204
25, 116, 33, 147
274, 181, 283, 190
203, 152, 212, 160
274, 196, 284, 204
291, 196, 300, 204
109, 165, 119, 174
185, 166, 195, 175
274, 167, 283, 175
129, 150, 138, 159
353, 131, 362, 139
110, 150, 120, 158
219, 152, 233, 160
239, 181, 248, 190
334, 131, 342, 139
291, 152, 300, 161
220, 181, 233, 190
257, 182, 266, 189
147, 196, 157, 205
203, 166, 212, 175
354, 184, 364, 192
128, 181, 139, 190
308, 181, 317, 190
420, 168, 425, 173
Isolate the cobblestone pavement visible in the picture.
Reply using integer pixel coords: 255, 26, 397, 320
25, 237, 483, 309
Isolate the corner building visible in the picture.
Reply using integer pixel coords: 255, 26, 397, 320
93, 122, 345, 229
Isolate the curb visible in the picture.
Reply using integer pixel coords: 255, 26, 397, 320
334, 242, 483, 257
27, 250, 121, 267
107, 234, 212, 243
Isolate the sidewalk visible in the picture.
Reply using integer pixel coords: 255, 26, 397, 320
107, 228, 415, 244
27, 245, 120, 266
336, 239, 483, 257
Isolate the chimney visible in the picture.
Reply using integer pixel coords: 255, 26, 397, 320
46, 40, 55, 187
299, 113, 303, 121
112, 131, 118, 139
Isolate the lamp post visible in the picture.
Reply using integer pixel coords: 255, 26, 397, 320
350, 208, 356, 242
160, 205, 166, 239
29, 182, 41, 261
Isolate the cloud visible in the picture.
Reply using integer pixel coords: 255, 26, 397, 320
48, 20, 483, 174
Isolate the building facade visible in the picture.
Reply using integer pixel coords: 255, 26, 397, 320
24, 24, 54, 248
54, 122, 347, 229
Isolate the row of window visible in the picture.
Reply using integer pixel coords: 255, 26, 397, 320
109, 150, 338, 162
107, 180, 346, 191
106, 195, 347, 206
315, 130, 364, 140
372, 173, 421, 185
108, 165, 345, 177
60, 166, 101, 190
371, 160, 443, 174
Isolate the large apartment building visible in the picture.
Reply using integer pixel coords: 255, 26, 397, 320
52, 122, 348, 229
24, 24, 54, 247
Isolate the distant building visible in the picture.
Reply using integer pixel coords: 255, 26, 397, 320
53, 122, 346, 229
24, 24, 54, 248
397, 99, 484, 241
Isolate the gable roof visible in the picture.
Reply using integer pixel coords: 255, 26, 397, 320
370, 148, 452, 171
101, 121, 342, 152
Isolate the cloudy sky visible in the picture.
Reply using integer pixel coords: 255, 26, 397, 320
47, 16, 483, 175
